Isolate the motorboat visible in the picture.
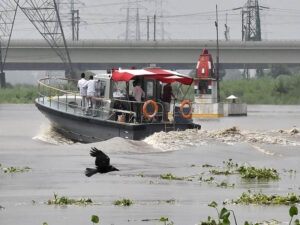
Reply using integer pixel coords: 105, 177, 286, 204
35, 68, 201, 143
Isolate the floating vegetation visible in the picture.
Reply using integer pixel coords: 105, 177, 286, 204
202, 164, 214, 168
165, 199, 176, 204
45, 193, 94, 206
201, 201, 238, 225
283, 169, 297, 174
0, 205, 5, 210
199, 176, 215, 182
210, 169, 233, 176
136, 173, 145, 177
199, 203, 298, 225
91, 215, 99, 224
217, 182, 235, 188
1, 166, 30, 173
160, 217, 174, 225
190, 164, 196, 167
232, 192, 300, 205
160, 173, 185, 181
237, 165, 279, 180
113, 198, 134, 206
43, 223, 48, 225
223, 159, 239, 169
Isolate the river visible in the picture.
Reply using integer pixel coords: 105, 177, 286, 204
0, 104, 299, 225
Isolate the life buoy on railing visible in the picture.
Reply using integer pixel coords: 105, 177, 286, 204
180, 100, 192, 119
143, 100, 158, 119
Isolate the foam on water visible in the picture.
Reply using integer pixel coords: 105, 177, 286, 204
144, 126, 300, 151
32, 123, 300, 152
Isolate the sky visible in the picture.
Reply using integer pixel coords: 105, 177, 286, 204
9, 0, 300, 41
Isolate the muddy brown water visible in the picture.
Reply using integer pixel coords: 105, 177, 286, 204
0, 104, 300, 225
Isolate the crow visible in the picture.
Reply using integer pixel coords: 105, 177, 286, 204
85, 147, 119, 177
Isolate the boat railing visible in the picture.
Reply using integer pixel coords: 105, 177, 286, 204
37, 77, 170, 124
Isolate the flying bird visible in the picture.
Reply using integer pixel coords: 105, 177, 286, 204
85, 147, 119, 177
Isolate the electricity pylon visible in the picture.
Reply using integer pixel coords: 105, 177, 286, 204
70, 0, 79, 41
0, 0, 19, 88
234, 0, 268, 78
14, 0, 75, 78
125, 0, 141, 40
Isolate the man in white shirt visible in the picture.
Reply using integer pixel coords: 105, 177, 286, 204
132, 81, 145, 102
77, 73, 87, 111
83, 75, 97, 116
132, 80, 145, 122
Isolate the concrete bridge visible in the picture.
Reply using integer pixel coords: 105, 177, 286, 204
4, 39, 300, 71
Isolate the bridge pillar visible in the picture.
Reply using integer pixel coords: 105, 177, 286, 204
0, 72, 6, 88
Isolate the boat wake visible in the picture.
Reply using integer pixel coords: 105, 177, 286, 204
32, 124, 75, 145
144, 126, 300, 151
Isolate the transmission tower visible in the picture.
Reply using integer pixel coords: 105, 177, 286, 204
154, 0, 165, 40
242, 0, 262, 41
15, 0, 75, 78
125, 0, 141, 40
0, 0, 19, 88
70, 0, 79, 41
234, 0, 268, 79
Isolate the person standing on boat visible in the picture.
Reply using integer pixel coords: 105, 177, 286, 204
162, 83, 176, 122
132, 80, 145, 122
84, 75, 97, 116
77, 73, 88, 111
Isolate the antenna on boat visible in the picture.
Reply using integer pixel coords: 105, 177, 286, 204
0, 0, 19, 88
14, 0, 75, 79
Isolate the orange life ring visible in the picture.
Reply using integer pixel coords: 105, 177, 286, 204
180, 100, 192, 119
143, 100, 158, 119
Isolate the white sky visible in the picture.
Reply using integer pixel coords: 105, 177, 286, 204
10, 0, 300, 41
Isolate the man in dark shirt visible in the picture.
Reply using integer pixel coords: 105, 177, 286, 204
162, 83, 176, 122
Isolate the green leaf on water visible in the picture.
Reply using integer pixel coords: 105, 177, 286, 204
43, 223, 48, 225
290, 205, 298, 217
220, 208, 230, 219
91, 215, 99, 224
244, 221, 250, 225
208, 201, 218, 208
223, 217, 230, 225
160, 217, 168, 222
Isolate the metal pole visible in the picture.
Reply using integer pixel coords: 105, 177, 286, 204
154, 14, 156, 41
54, 0, 74, 78
147, 16, 149, 41
76, 10, 79, 41
215, 5, 220, 103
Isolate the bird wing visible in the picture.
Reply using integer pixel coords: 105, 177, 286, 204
90, 147, 110, 167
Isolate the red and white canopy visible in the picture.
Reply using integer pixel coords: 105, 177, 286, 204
112, 68, 193, 85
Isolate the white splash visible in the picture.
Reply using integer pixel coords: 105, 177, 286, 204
32, 124, 75, 145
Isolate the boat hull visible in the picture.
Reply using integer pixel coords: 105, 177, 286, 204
35, 100, 201, 143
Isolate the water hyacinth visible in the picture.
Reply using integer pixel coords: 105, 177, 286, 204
232, 192, 300, 205
237, 165, 279, 180
113, 198, 134, 206
45, 193, 94, 206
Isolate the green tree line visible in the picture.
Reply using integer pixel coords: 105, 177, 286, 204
0, 84, 38, 103
220, 74, 300, 105
1, 73, 300, 105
